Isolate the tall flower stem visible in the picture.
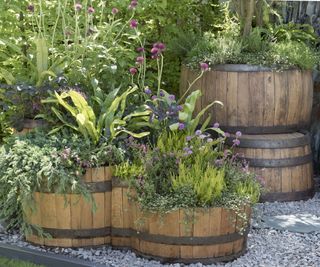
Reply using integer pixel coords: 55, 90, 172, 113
157, 54, 164, 96
178, 71, 204, 104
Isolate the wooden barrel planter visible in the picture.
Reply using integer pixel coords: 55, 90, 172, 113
228, 132, 315, 202
180, 65, 313, 134
129, 204, 251, 264
111, 178, 133, 248
24, 167, 112, 247
14, 119, 46, 135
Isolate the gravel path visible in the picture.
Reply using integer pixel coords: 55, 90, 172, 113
1, 193, 320, 267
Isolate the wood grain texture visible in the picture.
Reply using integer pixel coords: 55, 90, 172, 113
180, 66, 313, 133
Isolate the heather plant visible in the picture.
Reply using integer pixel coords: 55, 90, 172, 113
116, 127, 261, 213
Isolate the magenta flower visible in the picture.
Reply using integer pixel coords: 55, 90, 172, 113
213, 122, 220, 128
129, 67, 137, 75
154, 42, 166, 51
130, 19, 138, 28
200, 62, 209, 72
88, 6, 95, 13
178, 123, 185, 130
137, 47, 145, 53
129, 0, 138, 9
151, 47, 159, 54
144, 88, 152, 95
136, 56, 144, 64
111, 7, 119, 15
236, 131, 242, 137
74, 3, 82, 11
27, 4, 35, 12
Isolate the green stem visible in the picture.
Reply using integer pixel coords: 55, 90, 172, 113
51, 1, 61, 50
114, 12, 135, 43
157, 54, 164, 96
178, 71, 204, 104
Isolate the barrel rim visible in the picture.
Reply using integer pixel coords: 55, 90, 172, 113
220, 125, 310, 135
225, 131, 310, 149
245, 154, 312, 168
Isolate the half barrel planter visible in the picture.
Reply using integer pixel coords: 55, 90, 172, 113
228, 132, 315, 202
130, 204, 251, 264
24, 167, 113, 247
180, 64, 313, 134
14, 119, 46, 135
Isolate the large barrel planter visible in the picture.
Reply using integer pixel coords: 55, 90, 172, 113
111, 178, 133, 248
14, 119, 46, 135
24, 167, 112, 247
228, 132, 314, 202
180, 65, 313, 134
129, 204, 251, 264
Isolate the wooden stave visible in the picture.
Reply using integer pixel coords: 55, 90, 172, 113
180, 66, 313, 134
25, 166, 113, 247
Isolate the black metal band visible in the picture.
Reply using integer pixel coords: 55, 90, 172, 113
260, 188, 315, 202
85, 180, 112, 193
132, 243, 247, 264
221, 125, 309, 135
111, 227, 249, 246
225, 133, 310, 149
112, 177, 129, 188
245, 154, 312, 168
30, 225, 111, 239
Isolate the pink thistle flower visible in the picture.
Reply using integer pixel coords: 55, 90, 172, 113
129, 67, 137, 75
88, 6, 95, 13
136, 56, 144, 64
74, 3, 82, 11
130, 19, 138, 28
111, 7, 119, 15
200, 62, 209, 72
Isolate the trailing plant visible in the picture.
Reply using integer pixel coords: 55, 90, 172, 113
0, 130, 124, 232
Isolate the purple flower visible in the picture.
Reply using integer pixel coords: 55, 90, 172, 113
187, 150, 193, 155
137, 47, 145, 53
200, 62, 209, 72
130, 19, 138, 28
111, 7, 119, 15
199, 134, 207, 139
168, 94, 175, 101
144, 88, 152, 95
129, 67, 137, 75
151, 47, 159, 54
224, 132, 230, 138
213, 122, 219, 128
151, 95, 157, 100
186, 136, 192, 141
236, 131, 242, 137
27, 4, 34, 12
207, 138, 213, 143
74, 3, 82, 11
154, 42, 166, 51
88, 6, 95, 13
136, 56, 144, 64
195, 130, 202, 136
129, 0, 138, 9
233, 139, 240, 146
159, 90, 165, 97
177, 105, 183, 111
178, 123, 185, 130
